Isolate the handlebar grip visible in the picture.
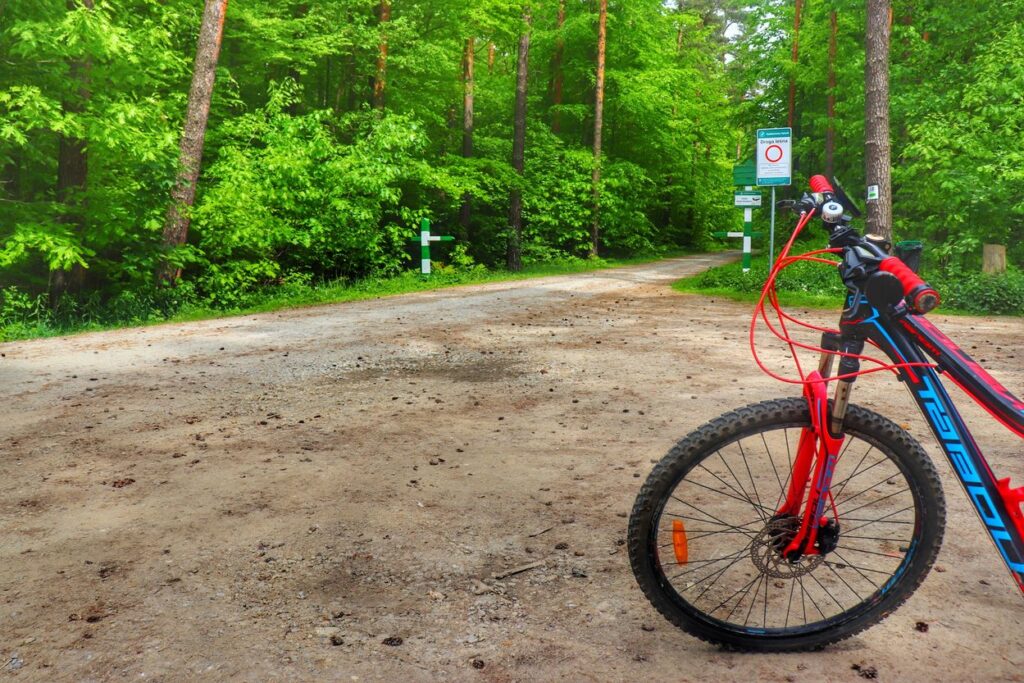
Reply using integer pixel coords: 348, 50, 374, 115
809, 175, 834, 194
879, 257, 941, 314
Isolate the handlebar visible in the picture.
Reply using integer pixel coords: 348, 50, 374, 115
879, 257, 941, 314
782, 175, 941, 315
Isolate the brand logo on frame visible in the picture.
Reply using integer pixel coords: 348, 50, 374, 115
918, 376, 1024, 573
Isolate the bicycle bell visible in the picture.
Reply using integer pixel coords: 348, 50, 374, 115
821, 201, 845, 224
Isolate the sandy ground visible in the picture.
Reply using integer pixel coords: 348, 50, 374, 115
2, 253, 1023, 682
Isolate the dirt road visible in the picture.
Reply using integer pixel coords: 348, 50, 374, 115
2, 254, 1023, 681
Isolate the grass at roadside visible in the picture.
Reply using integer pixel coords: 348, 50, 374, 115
1, 251, 698, 342
673, 256, 1012, 317
672, 279, 843, 310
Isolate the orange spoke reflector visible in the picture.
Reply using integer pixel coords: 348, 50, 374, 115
672, 520, 689, 565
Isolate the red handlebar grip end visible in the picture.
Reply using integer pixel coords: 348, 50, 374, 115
809, 175, 835, 194
912, 288, 941, 315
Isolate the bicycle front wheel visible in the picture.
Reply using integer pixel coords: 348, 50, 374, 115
628, 397, 945, 651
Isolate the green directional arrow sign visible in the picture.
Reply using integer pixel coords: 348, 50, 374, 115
410, 219, 454, 275
732, 158, 756, 186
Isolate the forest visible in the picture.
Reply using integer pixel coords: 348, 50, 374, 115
1, 0, 1023, 334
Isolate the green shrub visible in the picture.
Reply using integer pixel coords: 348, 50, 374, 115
934, 268, 1024, 315
691, 257, 846, 297
689, 256, 1024, 316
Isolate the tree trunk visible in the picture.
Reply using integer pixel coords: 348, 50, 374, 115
676, 0, 685, 53
488, 42, 495, 72
865, 0, 893, 241
825, 9, 837, 178
507, 12, 531, 272
788, 0, 804, 129
52, 0, 94, 307
550, 0, 565, 133
373, 0, 391, 111
983, 245, 1007, 274
459, 37, 474, 239
159, 0, 229, 285
590, 0, 607, 257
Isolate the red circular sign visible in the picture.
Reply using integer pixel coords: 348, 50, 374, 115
765, 144, 784, 163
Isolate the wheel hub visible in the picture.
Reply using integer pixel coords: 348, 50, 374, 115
750, 516, 824, 578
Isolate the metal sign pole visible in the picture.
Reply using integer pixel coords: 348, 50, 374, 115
769, 187, 776, 273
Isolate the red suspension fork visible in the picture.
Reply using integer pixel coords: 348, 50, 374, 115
775, 334, 861, 557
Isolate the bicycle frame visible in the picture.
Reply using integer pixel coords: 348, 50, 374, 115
794, 296, 1024, 593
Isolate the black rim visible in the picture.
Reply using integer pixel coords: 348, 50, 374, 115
647, 423, 921, 639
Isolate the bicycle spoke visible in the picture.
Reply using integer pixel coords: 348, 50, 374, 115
737, 440, 767, 522
715, 449, 766, 523
829, 441, 871, 500
688, 468, 774, 518
667, 547, 749, 578
834, 473, 906, 510
841, 505, 916, 535
762, 431, 785, 505
838, 486, 911, 518
828, 550, 882, 590
834, 546, 906, 566
667, 497, 759, 537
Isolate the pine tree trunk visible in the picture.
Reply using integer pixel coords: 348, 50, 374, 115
676, 0, 685, 53
507, 12, 531, 272
52, 0, 94, 306
459, 37, 474, 238
551, 0, 565, 133
590, 0, 608, 257
865, 0, 893, 241
788, 0, 804, 129
825, 9, 837, 178
373, 1, 391, 110
488, 42, 495, 72
159, 0, 229, 285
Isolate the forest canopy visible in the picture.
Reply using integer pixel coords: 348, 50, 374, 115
1, 0, 1022, 330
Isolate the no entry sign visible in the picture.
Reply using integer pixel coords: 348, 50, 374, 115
756, 128, 792, 187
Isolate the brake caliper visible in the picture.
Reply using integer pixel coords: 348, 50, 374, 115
816, 517, 841, 555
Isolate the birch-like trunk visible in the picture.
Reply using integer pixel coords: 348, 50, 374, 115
159, 0, 229, 285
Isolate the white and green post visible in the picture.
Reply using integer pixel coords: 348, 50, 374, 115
414, 218, 454, 275
716, 165, 763, 273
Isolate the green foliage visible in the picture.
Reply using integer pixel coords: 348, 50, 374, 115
684, 257, 1024, 316
935, 268, 1024, 315
191, 82, 461, 304
690, 257, 845, 297
732, 0, 1024, 274
3, 0, 1022, 339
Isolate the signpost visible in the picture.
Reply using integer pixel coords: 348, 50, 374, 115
756, 127, 793, 273
411, 219, 453, 275
721, 164, 763, 273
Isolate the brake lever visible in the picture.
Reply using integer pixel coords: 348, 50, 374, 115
775, 199, 798, 212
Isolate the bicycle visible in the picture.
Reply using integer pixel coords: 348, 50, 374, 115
627, 175, 1024, 651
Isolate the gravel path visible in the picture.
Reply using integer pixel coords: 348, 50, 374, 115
2, 253, 1022, 681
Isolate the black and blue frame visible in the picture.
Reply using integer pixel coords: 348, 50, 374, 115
840, 300, 1024, 592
